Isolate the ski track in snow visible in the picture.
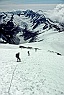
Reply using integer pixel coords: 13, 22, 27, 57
0, 44, 64, 95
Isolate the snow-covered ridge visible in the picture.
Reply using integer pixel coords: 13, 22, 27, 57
0, 4, 64, 44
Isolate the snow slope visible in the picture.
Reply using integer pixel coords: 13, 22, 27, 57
0, 30, 64, 95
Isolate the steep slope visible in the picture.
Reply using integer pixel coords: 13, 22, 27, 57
0, 37, 64, 95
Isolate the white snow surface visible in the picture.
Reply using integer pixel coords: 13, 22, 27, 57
0, 30, 64, 95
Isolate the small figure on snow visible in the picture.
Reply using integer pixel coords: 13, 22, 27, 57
35, 48, 37, 52
28, 51, 30, 56
16, 52, 21, 62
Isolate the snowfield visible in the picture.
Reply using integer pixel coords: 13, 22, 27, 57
0, 31, 64, 95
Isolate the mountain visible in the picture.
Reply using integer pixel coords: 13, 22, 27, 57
0, 6, 64, 44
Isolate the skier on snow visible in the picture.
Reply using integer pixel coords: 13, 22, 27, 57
28, 51, 30, 56
16, 52, 21, 62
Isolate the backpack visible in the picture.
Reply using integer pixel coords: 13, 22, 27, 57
16, 53, 19, 58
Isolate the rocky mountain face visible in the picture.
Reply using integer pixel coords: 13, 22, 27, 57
0, 10, 64, 44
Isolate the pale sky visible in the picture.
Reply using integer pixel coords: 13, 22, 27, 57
0, 4, 57, 11
0, 0, 63, 11
0, 0, 64, 4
